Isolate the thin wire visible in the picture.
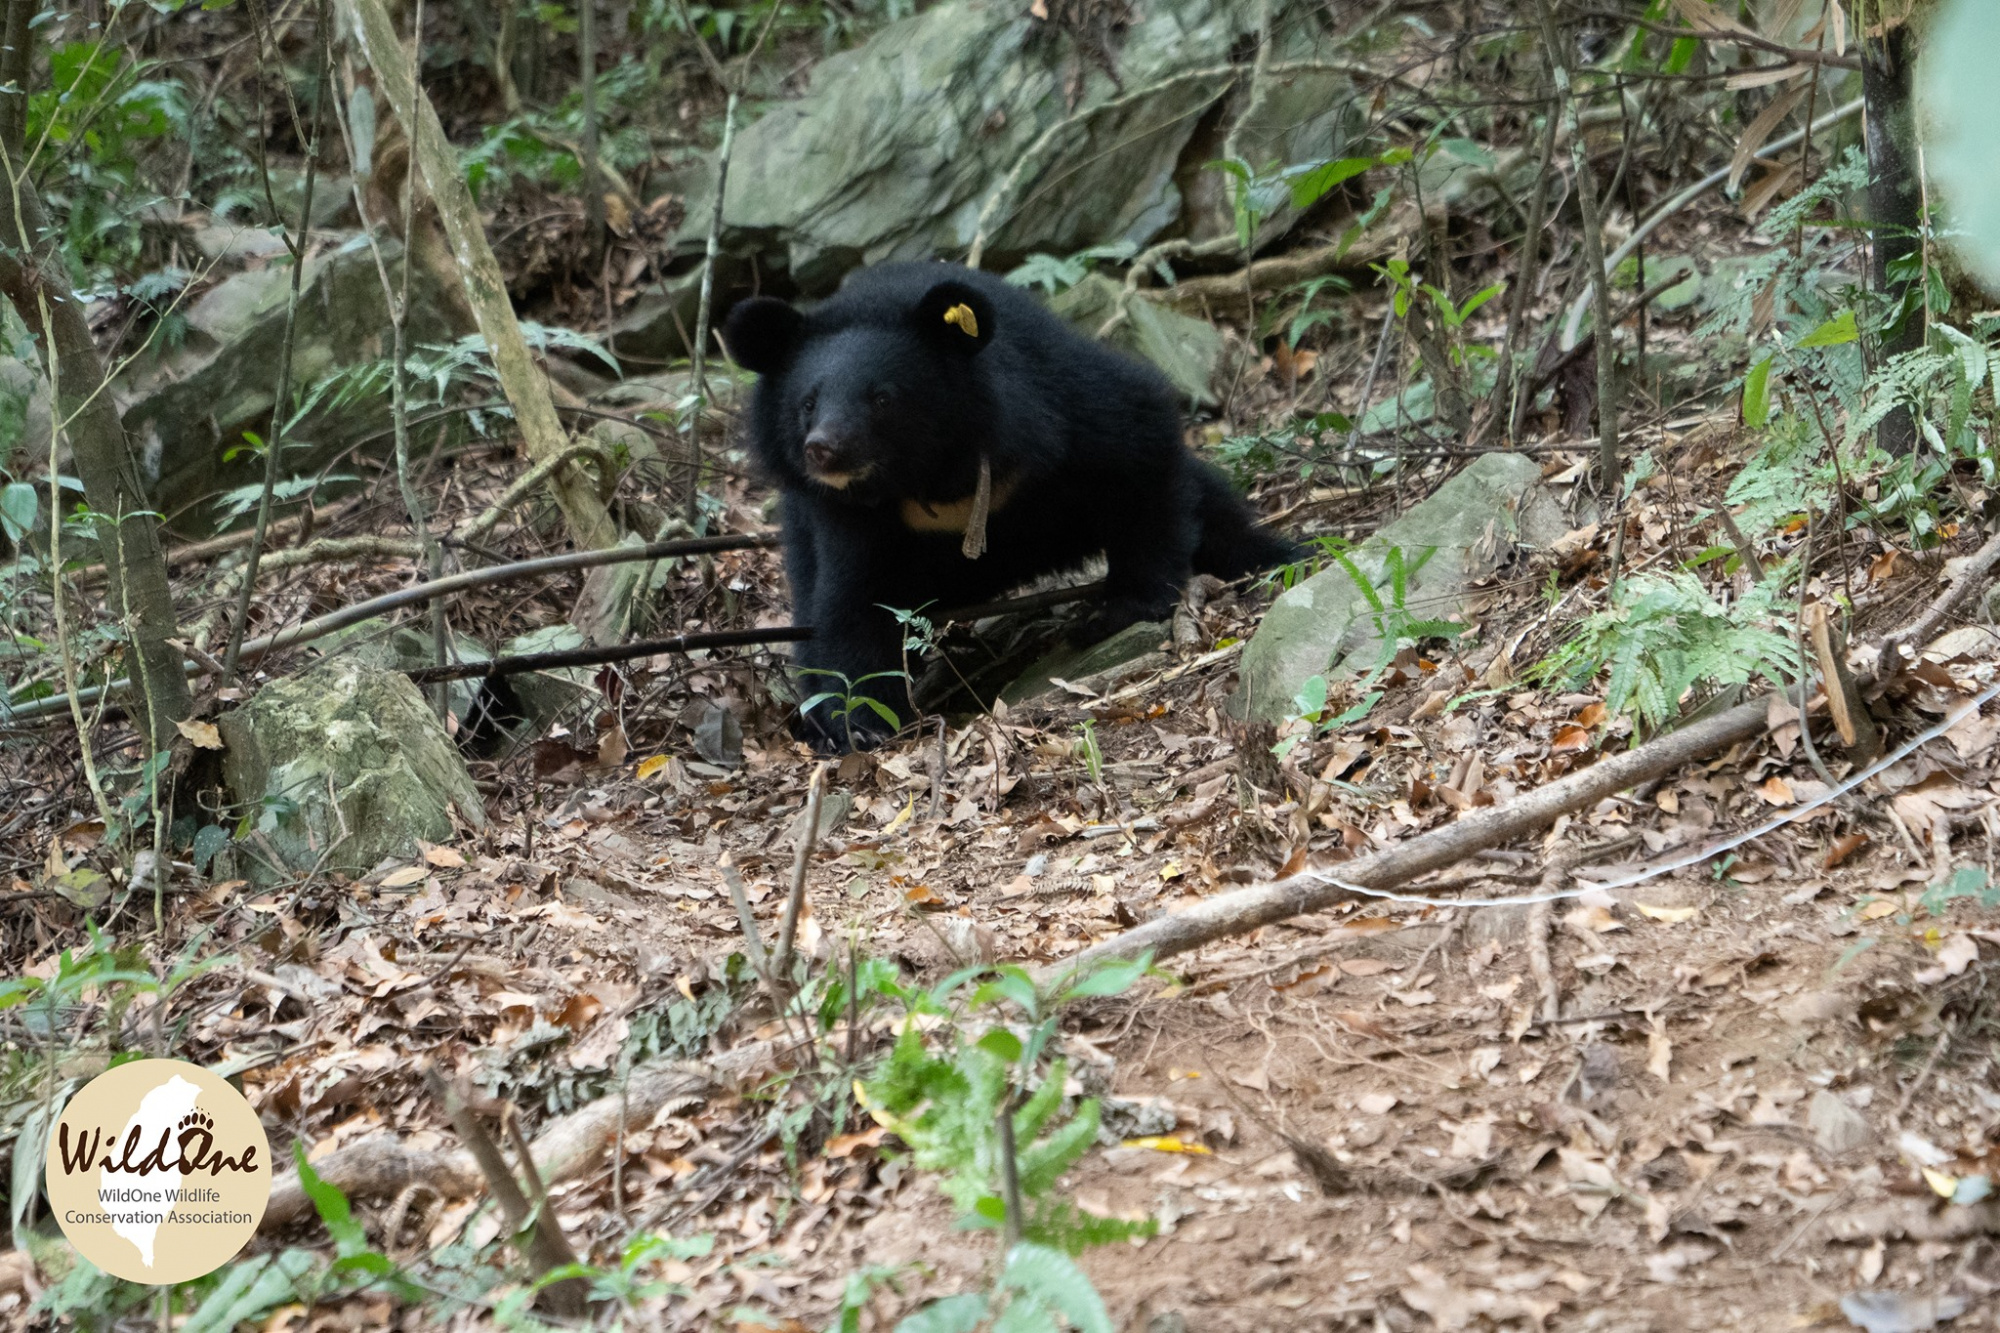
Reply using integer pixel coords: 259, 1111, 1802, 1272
1313, 679, 2000, 909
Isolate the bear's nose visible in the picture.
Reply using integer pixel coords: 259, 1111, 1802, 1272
803, 432, 838, 472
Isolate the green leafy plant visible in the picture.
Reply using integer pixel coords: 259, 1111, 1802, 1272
799, 668, 906, 748
1269, 542, 1464, 754
1072, 718, 1103, 785
1370, 256, 1504, 367
1268, 273, 1353, 349
29, 38, 189, 280
1003, 241, 1139, 295
1206, 156, 1285, 253
861, 959, 1155, 1331
1536, 570, 1800, 737
1213, 409, 1351, 488
1919, 866, 2000, 918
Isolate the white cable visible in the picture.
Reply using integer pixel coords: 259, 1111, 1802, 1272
1311, 677, 2000, 910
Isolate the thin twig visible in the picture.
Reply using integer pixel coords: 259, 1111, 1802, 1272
1532, 0, 1619, 496
674, 0, 783, 523
2, 545, 1102, 722
684, 89, 735, 524
223, 0, 328, 685
1892, 1018, 1955, 1125
772, 763, 829, 986
424, 1068, 586, 1315
1496, 83, 1558, 443
720, 862, 776, 989
1879, 528, 2000, 672
1561, 97, 1865, 348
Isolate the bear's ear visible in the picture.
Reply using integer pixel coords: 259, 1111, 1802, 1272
912, 281, 995, 357
721, 297, 804, 374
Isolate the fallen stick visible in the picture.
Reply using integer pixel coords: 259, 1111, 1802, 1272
772, 762, 829, 985
1147, 236, 1396, 320
1037, 694, 1777, 981
1, 533, 780, 724
262, 1039, 786, 1231
1877, 527, 2000, 672
400, 582, 1107, 684
426, 1069, 586, 1315
405, 626, 814, 682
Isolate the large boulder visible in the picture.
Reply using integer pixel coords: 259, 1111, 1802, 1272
715, 0, 1362, 291
117, 231, 461, 534
219, 659, 485, 882
1232, 453, 1570, 722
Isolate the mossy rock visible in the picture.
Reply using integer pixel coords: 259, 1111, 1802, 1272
218, 660, 484, 882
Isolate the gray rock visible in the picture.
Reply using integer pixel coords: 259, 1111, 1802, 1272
118, 232, 459, 532
1002, 620, 1170, 705
718, 0, 1360, 289
787, 787, 853, 845
1233, 452, 1570, 721
1839, 1291, 1970, 1333
312, 621, 490, 701
1808, 1090, 1874, 1157
605, 262, 743, 367
693, 701, 744, 768
497, 624, 597, 737
1050, 273, 1226, 405
219, 659, 485, 882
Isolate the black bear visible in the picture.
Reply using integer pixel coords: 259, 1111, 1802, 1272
722, 262, 1298, 750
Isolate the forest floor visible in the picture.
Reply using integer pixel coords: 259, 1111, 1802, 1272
157, 407, 2000, 1331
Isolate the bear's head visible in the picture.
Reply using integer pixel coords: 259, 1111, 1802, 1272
721, 279, 997, 498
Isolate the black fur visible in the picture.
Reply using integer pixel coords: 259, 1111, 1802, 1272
723, 262, 1298, 750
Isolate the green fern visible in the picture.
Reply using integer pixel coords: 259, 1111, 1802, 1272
1725, 414, 1825, 535
1536, 571, 1800, 736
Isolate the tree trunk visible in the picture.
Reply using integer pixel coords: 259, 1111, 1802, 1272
0, 0, 189, 746
1864, 19, 1922, 455
344, 0, 617, 551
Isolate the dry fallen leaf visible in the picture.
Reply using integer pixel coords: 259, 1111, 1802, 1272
1824, 831, 1870, 869
1916, 933, 1980, 984
1122, 1136, 1211, 1155
1635, 902, 1697, 924
1756, 775, 1795, 806
176, 718, 223, 749
1565, 904, 1624, 934
1447, 1119, 1493, 1158
1551, 725, 1594, 754
1400, 1274, 1560, 1332
1936, 933, 1980, 975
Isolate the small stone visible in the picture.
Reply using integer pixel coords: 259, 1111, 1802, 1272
1809, 1091, 1874, 1157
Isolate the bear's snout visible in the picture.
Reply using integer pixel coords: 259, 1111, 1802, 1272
802, 429, 867, 488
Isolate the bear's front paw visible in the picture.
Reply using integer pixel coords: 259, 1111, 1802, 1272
1073, 594, 1173, 647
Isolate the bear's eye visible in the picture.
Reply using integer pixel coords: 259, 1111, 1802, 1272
800, 390, 818, 417
870, 388, 892, 409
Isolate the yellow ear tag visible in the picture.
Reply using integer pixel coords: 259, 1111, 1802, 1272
942, 302, 980, 339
